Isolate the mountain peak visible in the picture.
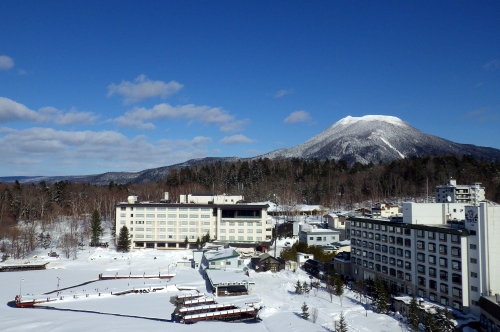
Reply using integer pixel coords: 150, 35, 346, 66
332, 115, 407, 129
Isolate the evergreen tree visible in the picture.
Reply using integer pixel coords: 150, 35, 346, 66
116, 226, 131, 252
43, 233, 52, 249
294, 280, 303, 294
354, 279, 364, 304
302, 281, 310, 295
184, 236, 189, 248
90, 209, 103, 246
434, 308, 455, 332
196, 237, 201, 249
408, 297, 420, 331
301, 302, 309, 320
264, 259, 271, 272
372, 276, 389, 314
337, 311, 348, 332
424, 310, 438, 332
335, 275, 344, 306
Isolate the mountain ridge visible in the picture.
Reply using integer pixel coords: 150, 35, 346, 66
2, 115, 499, 184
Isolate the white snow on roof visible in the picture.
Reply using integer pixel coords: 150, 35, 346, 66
205, 269, 252, 286
204, 247, 238, 261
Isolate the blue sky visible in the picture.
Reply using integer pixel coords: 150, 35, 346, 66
1, 1, 499, 176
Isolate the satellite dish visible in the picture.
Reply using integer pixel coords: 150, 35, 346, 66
446, 196, 451, 202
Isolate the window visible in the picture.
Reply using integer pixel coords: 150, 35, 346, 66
439, 245, 447, 255
417, 253, 425, 262
396, 237, 403, 245
247, 229, 253, 233
120, 220, 125, 224
396, 248, 403, 257
396, 259, 403, 267
368, 232, 374, 239
417, 241, 425, 249
405, 250, 411, 259
375, 234, 381, 241
146, 214, 155, 218
405, 262, 411, 270
238, 236, 244, 240
168, 208, 177, 211
220, 229, 226, 233
256, 229, 262, 233
404, 239, 411, 247
168, 214, 177, 218
229, 229, 235, 233
429, 280, 437, 290
470, 244, 477, 250
381, 235, 388, 242
368, 223, 373, 229
362, 231, 367, 238
381, 225, 387, 231
389, 236, 395, 243
417, 265, 425, 274
418, 277, 426, 286
405, 273, 412, 281
159, 221, 166, 225
247, 236, 253, 241
189, 214, 199, 218
471, 286, 478, 292
452, 287, 462, 298
381, 245, 388, 253
375, 254, 381, 261
440, 297, 449, 306
375, 244, 380, 251
440, 270, 448, 281
429, 293, 437, 301
179, 214, 188, 218
429, 255, 436, 265
417, 229, 425, 237
429, 267, 436, 277
396, 227, 402, 234
440, 283, 448, 294
389, 257, 396, 265
375, 224, 380, 230
451, 234, 459, 243
238, 222, 244, 226
120, 213, 126, 217
404, 228, 411, 236
229, 222, 235, 226
439, 258, 448, 267
428, 231, 435, 239
471, 272, 478, 278
238, 229, 244, 233
451, 247, 461, 256
167, 221, 175, 225
428, 243, 436, 252
439, 233, 447, 241
189, 221, 196, 225
120, 207, 126, 211
452, 260, 461, 271
470, 258, 477, 264
388, 226, 394, 233
389, 247, 395, 254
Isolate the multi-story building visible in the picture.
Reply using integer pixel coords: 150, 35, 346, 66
372, 203, 399, 218
299, 228, 340, 247
435, 178, 485, 204
348, 198, 500, 316
115, 193, 271, 249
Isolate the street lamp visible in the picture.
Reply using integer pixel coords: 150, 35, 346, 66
20, 278, 24, 299
57, 277, 60, 290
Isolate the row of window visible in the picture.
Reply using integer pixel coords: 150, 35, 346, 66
121, 207, 211, 211
352, 248, 412, 260
120, 213, 211, 218
220, 221, 262, 227
130, 227, 210, 233
219, 229, 262, 233
351, 242, 412, 257
218, 236, 262, 241
351, 230, 412, 245
417, 271, 462, 286
416, 241, 461, 256
416, 230, 461, 243
351, 221, 411, 235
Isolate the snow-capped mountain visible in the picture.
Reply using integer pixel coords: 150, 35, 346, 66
259, 115, 500, 164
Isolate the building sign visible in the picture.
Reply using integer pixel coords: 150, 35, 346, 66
465, 209, 478, 225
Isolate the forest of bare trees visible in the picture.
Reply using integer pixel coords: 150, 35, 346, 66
1, 154, 499, 259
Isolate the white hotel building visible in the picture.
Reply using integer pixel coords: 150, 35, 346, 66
348, 180, 500, 316
115, 193, 271, 249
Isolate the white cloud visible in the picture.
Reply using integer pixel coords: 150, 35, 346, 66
107, 75, 183, 104
483, 59, 500, 71
110, 103, 246, 132
274, 88, 293, 98
0, 97, 97, 124
0, 127, 212, 173
0, 56, 14, 70
219, 134, 255, 145
284, 110, 312, 124
220, 119, 250, 132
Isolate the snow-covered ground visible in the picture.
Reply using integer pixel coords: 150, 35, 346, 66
0, 236, 468, 332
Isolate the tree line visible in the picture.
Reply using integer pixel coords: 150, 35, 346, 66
1, 154, 499, 258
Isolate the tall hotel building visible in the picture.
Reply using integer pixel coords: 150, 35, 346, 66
115, 193, 271, 250
348, 180, 500, 316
